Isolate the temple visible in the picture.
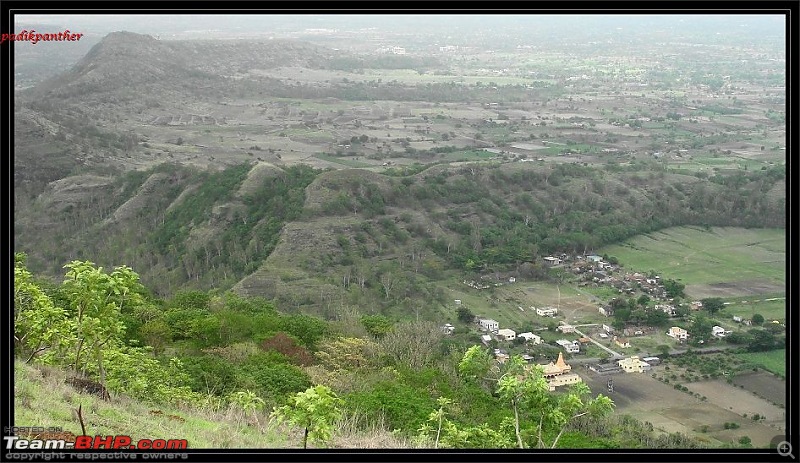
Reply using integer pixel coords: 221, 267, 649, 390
534, 352, 583, 391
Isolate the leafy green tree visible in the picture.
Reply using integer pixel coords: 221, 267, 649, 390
688, 314, 714, 345
103, 348, 200, 405
14, 256, 76, 364
228, 390, 266, 425
646, 310, 669, 327
663, 279, 686, 298
271, 385, 343, 449
457, 306, 475, 323
701, 298, 725, 315
746, 329, 776, 352
458, 349, 614, 449
360, 314, 394, 338
458, 345, 494, 389
418, 400, 515, 449
751, 313, 765, 326
738, 435, 752, 446
657, 344, 671, 357
61, 261, 147, 390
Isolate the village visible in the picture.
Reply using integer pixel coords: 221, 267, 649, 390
443, 253, 756, 391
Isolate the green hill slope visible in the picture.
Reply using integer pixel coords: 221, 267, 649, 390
15, 160, 785, 318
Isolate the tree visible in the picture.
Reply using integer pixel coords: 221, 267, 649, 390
458, 350, 614, 449
457, 306, 474, 323
260, 332, 314, 366
663, 279, 685, 298
61, 261, 147, 392
270, 385, 343, 449
675, 305, 691, 319
360, 315, 394, 338
637, 295, 651, 307
746, 329, 776, 352
314, 336, 379, 371
701, 298, 724, 315
381, 321, 443, 370
646, 310, 669, 327
751, 313, 765, 326
14, 256, 76, 364
688, 314, 713, 345
738, 436, 752, 446
228, 390, 266, 425
657, 344, 671, 357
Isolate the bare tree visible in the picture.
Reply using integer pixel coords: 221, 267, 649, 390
380, 321, 442, 370
380, 272, 394, 300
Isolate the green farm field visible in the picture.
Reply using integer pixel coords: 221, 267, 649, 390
600, 226, 785, 300
736, 349, 786, 377
719, 295, 786, 322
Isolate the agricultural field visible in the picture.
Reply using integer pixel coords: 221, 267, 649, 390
581, 370, 782, 448
600, 226, 785, 300
736, 350, 786, 378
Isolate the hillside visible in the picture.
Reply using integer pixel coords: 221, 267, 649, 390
12, 32, 352, 190
15, 158, 785, 320
14, 361, 416, 449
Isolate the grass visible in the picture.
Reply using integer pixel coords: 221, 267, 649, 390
14, 361, 288, 449
440, 149, 497, 162
735, 349, 785, 377
13, 360, 417, 449
600, 226, 785, 290
718, 295, 786, 322
314, 154, 372, 168
439, 279, 589, 330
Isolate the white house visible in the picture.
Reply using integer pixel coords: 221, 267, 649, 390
712, 325, 731, 338
536, 307, 558, 317
508, 277, 516, 284
602, 324, 614, 334
518, 332, 542, 345
667, 326, 689, 340
480, 334, 492, 345
497, 328, 516, 341
478, 318, 499, 333
598, 306, 614, 317
556, 339, 580, 354
454, 299, 462, 306
557, 324, 575, 334
440, 323, 455, 335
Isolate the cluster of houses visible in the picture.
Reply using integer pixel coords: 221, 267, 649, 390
476, 317, 543, 346
474, 314, 594, 358
562, 255, 673, 300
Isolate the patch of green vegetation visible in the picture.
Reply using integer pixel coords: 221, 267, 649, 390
314, 154, 371, 168
14, 361, 288, 448
600, 226, 785, 289
440, 149, 497, 162
719, 296, 785, 321
736, 349, 785, 377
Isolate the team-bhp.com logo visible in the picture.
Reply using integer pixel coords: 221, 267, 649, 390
5, 435, 187, 450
